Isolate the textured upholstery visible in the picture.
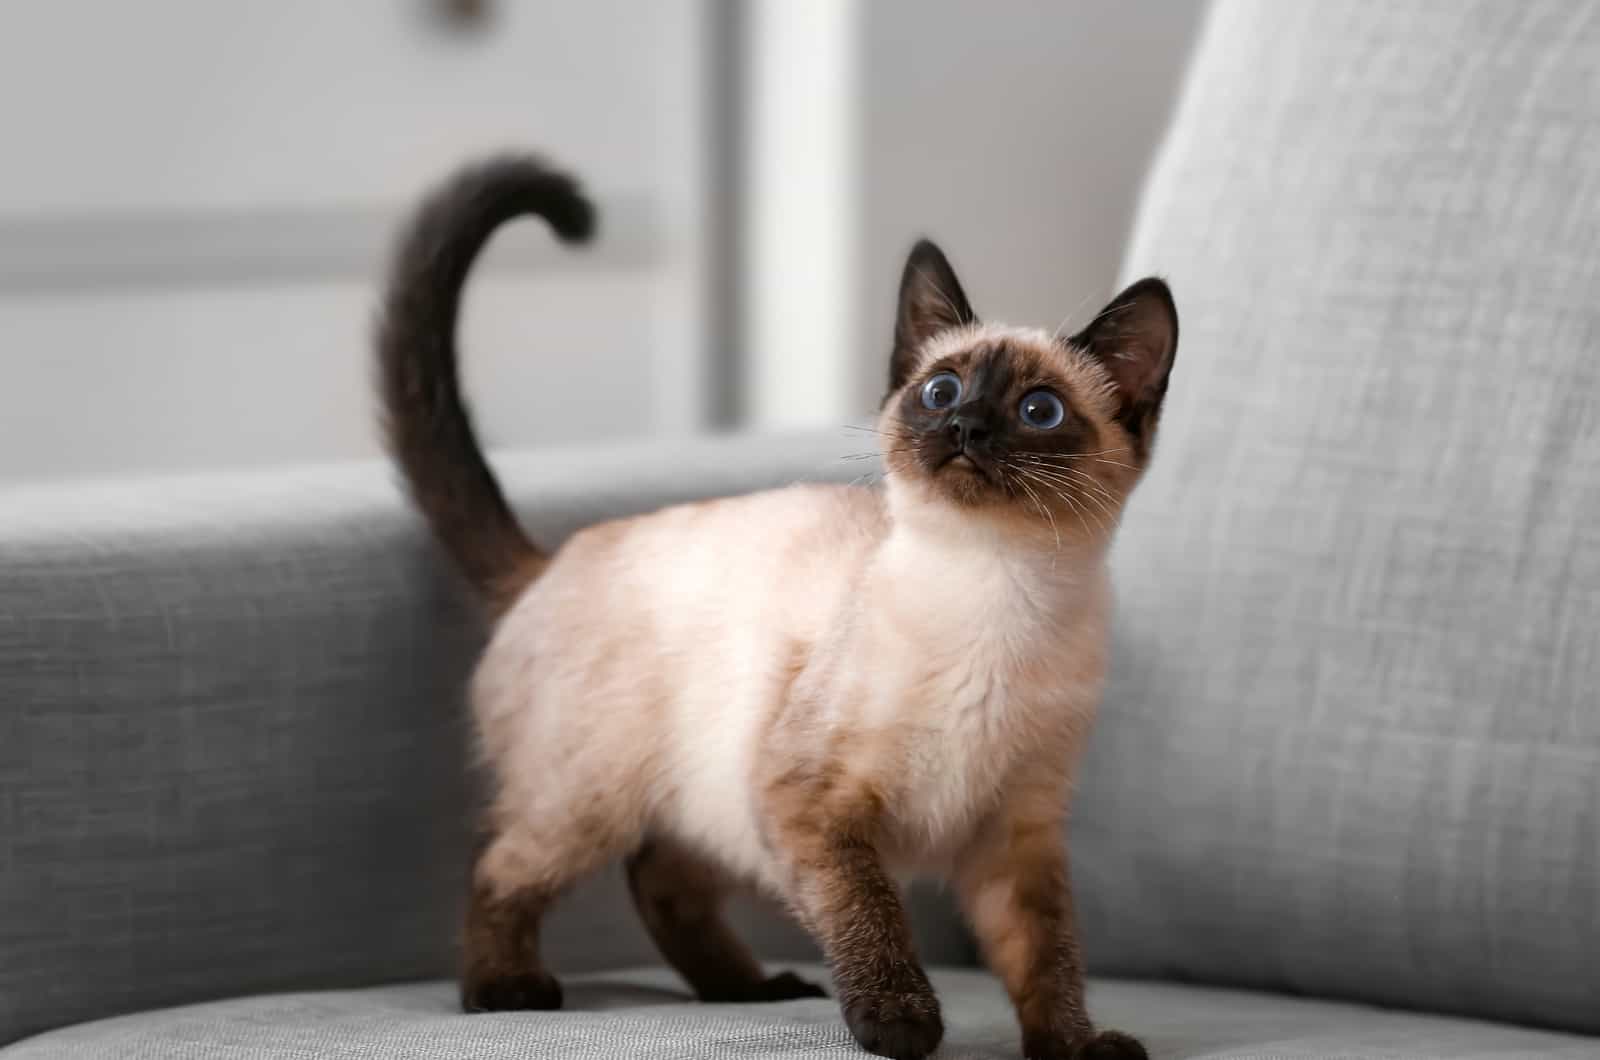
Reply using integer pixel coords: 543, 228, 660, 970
0, 433, 972, 1046
6, 967, 1596, 1060
1074, 0, 1600, 1034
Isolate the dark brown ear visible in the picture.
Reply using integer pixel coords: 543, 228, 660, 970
889, 239, 977, 394
1069, 277, 1178, 456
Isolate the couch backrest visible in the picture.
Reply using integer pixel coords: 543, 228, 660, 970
1073, 0, 1600, 1033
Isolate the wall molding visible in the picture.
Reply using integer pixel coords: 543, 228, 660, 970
742, 0, 860, 429
0, 193, 661, 295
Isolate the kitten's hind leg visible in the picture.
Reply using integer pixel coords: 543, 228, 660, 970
462, 820, 617, 1013
626, 838, 826, 1003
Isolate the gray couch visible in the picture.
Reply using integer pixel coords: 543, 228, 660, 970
4, 1, 1598, 1057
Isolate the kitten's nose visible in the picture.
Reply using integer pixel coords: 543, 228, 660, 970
948, 414, 992, 451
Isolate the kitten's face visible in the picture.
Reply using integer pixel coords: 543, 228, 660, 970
882, 328, 1121, 513
878, 240, 1178, 537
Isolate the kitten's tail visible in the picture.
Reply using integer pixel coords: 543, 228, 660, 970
376, 154, 595, 613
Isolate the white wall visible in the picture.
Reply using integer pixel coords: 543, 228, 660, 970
858, 1, 1207, 409
740, 0, 1206, 426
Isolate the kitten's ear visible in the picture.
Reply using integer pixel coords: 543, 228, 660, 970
1069, 278, 1178, 455
889, 239, 977, 394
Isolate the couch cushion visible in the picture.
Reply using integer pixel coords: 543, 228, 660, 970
5, 967, 1594, 1059
1076, 0, 1600, 1037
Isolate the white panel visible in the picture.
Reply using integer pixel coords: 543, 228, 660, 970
0, 0, 700, 214
0, 274, 663, 485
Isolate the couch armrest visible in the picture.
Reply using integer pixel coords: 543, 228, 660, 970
0, 432, 973, 1044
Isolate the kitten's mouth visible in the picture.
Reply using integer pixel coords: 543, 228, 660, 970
934, 449, 996, 482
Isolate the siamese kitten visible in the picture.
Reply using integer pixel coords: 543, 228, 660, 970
377, 155, 1176, 1060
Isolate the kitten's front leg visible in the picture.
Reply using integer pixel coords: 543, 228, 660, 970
767, 795, 942, 1060
955, 809, 1146, 1060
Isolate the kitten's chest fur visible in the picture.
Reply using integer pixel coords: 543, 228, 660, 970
810, 522, 1111, 868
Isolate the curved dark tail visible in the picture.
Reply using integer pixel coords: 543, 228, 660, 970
376, 155, 595, 612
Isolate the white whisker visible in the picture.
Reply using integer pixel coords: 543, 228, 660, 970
1051, 290, 1101, 343
913, 266, 965, 326
1016, 462, 1122, 521
1005, 465, 1060, 557
1015, 465, 1113, 537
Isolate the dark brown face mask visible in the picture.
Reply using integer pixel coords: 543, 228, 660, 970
881, 239, 1178, 509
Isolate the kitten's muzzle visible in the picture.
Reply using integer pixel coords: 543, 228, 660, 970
932, 411, 1000, 482
945, 412, 993, 454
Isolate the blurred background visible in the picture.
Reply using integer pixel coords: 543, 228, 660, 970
0, 0, 1204, 485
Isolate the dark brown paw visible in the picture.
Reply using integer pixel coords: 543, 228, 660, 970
461, 971, 563, 1012
1072, 1029, 1148, 1060
751, 970, 829, 1001
1024, 1028, 1148, 1060
699, 970, 829, 1003
842, 988, 944, 1060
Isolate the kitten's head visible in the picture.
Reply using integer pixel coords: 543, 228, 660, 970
878, 240, 1178, 539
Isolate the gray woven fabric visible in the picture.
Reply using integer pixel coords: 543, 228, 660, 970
1074, 0, 1600, 1035
0, 433, 972, 1047
6, 967, 1595, 1060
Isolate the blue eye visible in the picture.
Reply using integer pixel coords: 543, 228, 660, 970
920, 372, 962, 410
1019, 390, 1065, 429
